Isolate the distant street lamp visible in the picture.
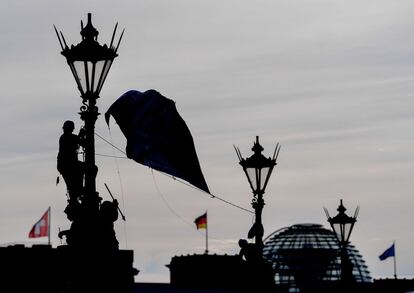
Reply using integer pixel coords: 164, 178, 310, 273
55, 13, 123, 209
324, 199, 359, 285
235, 136, 280, 254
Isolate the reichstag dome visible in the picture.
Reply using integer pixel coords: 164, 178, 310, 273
263, 223, 371, 293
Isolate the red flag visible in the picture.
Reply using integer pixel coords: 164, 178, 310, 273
194, 212, 207, 230
29, 208, 49, 238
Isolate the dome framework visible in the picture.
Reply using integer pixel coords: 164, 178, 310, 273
263, 224, 371, 292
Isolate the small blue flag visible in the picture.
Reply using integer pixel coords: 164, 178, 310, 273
379, 243, 395, 261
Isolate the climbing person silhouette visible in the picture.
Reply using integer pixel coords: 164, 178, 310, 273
57, 120, 85, 201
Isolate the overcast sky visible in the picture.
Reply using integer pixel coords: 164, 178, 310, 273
1, 0, 414, 282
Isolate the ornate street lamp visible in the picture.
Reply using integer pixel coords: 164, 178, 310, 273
52, 15, 138, 292
55, 13, 123, 98
235, 136, 281, 253
55, 13, 124, 209
324, 199, 359, 285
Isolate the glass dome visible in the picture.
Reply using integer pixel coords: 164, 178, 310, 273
263, 224, 371, 292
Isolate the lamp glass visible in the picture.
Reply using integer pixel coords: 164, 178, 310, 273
246, 167, 258, 191
343, 222, 353, 243
94, 60, 105, 91
71, 59, 114, 96
332, 223, 342, 242
96, 60, 113, 94
68, 63, 82, 93
73, 61, 87, 93
260, 166, 271, 190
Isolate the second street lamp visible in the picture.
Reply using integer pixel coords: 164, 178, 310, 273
324, 199, 359, 285
235, 136, 281, 254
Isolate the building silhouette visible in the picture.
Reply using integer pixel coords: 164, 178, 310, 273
263, 223, 371, 292
1, 223, 414, 292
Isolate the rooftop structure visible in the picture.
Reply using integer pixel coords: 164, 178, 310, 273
263, 223, 371, 292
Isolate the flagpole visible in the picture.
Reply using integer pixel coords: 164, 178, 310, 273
394, 241, 397, 279
48, 206, 51, 246
205, 210, 208, 254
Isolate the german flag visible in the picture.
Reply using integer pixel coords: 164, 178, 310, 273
194, 212, 207, 230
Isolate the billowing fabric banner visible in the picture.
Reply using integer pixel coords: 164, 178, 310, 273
105, 90, 209, 193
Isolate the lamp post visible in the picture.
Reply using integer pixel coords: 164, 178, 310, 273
235, 136, 280, 254
53, 15, 138, 292
55, 13, 123, 211
324, 199, 359, 285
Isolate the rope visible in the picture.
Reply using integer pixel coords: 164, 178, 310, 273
95, 132, 125, 155
156, 171, 254, 214
151, 169, 196, 229
105, 129, 129, 249
95, 132, 254, 214
151, 169, 224, 240
95, 153, 128, 159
